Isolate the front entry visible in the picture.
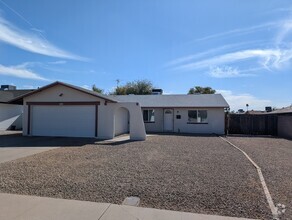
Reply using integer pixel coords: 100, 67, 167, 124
164, 109, 174, 132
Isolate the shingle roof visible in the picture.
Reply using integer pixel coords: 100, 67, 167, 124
109, 94, 229, 108
0, 90, 34, 103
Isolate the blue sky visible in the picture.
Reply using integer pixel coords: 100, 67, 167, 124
0, 0, 291, 110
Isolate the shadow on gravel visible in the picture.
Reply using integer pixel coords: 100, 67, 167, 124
96, 139, 139, 146
147, 132, 218, 137
0, 133, 97, 148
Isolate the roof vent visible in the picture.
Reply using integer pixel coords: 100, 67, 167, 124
152, 89, 163, 95
0, 85, 16, 90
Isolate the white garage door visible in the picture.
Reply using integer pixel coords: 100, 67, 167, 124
31, 105, 96, 137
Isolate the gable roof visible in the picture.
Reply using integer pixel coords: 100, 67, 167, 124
0, 89, 34, 103
9, 81, 117, 104
109, 94, 229, 108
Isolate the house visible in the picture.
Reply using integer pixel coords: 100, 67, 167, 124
0, 85, 34, 130
10, 81, 229, 139
110, 93, 229, 134
269, 106, 292, 139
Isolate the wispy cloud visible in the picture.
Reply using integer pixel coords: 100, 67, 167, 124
217, 89, 271, 111
208, 66, 256, 78
192, 22, 276, 43
0, 16, 88, 61
166, 15, 292, 78
0, 64, 48, 81
48, 60, 67, 65
175, 49, 283, 71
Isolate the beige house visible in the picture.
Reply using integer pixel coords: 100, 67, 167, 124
11, 81, 229, 140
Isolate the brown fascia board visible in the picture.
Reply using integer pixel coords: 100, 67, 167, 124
9, 81, 117, 104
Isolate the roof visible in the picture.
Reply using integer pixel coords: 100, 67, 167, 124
0, 89, 34, 103
245, 110, 267, 115
269, 106, 292, 114
9, 81, 117, 104
109, 94, 229, 108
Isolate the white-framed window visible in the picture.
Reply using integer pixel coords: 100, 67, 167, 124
143, 109, 155, 122
188, 110, 208, 123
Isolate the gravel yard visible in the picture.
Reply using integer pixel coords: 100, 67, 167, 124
0, 135, 274, 219
227, 136, 292, 219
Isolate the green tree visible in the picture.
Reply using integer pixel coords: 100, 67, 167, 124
92, 84, 104, 94
188, 86, 216, 94
111, 80, 154, 95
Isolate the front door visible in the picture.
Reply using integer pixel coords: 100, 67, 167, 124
164, 109, 174, 132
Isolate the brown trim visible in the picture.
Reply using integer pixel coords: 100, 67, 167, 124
27, 105, 31, 135
27, 101, 100, 106
95, 104, 98, 137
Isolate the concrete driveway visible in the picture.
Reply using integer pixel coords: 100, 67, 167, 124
0, 131, 95, 164
0, 131, 57, 163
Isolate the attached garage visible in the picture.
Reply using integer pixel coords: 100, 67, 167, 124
30, 104, 97, 137
9, 81, 147, 140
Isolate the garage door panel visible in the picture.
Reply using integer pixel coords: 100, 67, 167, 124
31, 105, 95, 137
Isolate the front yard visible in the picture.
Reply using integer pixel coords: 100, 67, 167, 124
0, 134, 290, 219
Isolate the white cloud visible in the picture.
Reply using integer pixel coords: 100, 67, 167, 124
209, 66, 247, 78
175, 49, 283, 71
0, 64, 48, 81
217, 89, 271, 111
81, 85, 91, 90
48, 60, 67, 65
0, 16, 87, 61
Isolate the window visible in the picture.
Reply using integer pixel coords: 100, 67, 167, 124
188, 110, 207, 123
143, 109, 155, 122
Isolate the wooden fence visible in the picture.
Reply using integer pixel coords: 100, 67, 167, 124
227, 114, 278, 135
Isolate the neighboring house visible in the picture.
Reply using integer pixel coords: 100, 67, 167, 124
110, 94, 229, 134
10, 81, 229, 139
0, 85, 34, 130
270, 106, 292, 139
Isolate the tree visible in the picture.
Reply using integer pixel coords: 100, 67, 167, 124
92, 84, 104, 94
111, 80, 154, 95
188, 86, 216, 94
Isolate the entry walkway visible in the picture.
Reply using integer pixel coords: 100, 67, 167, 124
0, 193, 257, 220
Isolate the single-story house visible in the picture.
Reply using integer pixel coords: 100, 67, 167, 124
0, 85, 34, 130
10, 81, 229, 140
110, 93, 229, 134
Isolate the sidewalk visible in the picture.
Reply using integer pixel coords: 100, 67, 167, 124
0, 193, 257, 220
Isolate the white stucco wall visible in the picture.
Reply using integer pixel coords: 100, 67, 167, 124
0, 103, 23, 130
98, 102, 146, 140
114, 107, 129, 136
173, 108, 225, 134
141, 107, 225, 134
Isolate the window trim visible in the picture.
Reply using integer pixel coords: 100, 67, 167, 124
187, 109, 208, 124
143, 109, 155, 123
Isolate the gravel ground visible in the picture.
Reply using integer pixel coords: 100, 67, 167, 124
0, 135, 271, 219
227, 136, 292, 219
